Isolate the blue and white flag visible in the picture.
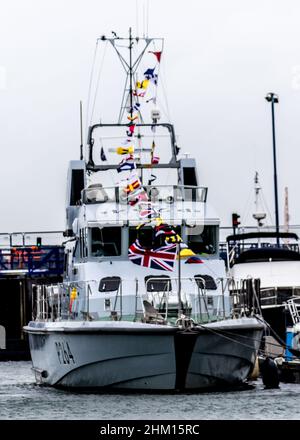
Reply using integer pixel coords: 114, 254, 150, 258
144, 68, 155, 79
117, 161, 137, 173
144, 68, 158, 85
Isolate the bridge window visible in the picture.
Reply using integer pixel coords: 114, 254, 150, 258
145, 275, 172, 292
129, 225, 181, 249
129, 226, 153, 248
83, 184, 109, 204
99, 276, 121, 292
90, 227, 122, 257
187, 226, 217, 255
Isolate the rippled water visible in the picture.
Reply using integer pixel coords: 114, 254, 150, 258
0, 361, 299, 420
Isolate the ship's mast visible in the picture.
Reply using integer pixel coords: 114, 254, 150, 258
95, 31, 163, 123
86, 32, 180, 170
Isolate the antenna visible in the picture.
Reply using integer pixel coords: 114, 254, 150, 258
80, 101, 83, 160
129, 27, 133, 120
95, 31, 163, 123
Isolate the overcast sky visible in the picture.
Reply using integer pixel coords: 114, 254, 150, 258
0, 0, 300, 233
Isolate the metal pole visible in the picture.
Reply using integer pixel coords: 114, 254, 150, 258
80, 101, 83, 160
87, 284, 89, 320
129, 27, 133, 119
221, 278, 226, 319
134, 278, 138, 321
266, 92, 280, 246
177, 242, 182, 317
271, 98, 280, 245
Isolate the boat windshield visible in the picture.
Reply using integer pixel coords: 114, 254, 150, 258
83, 185, 109, 204
187, 226, 217, 255
90, 227, 122, 256
129, 225, 182, 248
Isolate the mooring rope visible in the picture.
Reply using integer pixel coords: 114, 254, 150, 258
195, 314, 300, 360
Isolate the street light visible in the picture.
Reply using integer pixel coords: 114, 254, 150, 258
265, 92, 279, 245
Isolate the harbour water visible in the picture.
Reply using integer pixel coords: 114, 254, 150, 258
0, 362, 300, 420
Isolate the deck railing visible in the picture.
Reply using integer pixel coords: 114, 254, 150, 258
259, 287, 300, 306
0, 231, 64, 248
82, 184, 208, 204
0, 246, 64, 276
221, 242, 300, 268
31, 276, 260, 325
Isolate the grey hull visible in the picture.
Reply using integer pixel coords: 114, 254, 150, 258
185, 327, 263, 390
24, 318, 264, 391
26, 328, 177, 390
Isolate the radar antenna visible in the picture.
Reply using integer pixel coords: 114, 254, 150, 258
252, 172, 266, 228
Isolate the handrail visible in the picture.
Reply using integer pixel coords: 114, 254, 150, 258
0, 231, 64, 248
82, 184, 208, 204
144, 276, 230, 323
0, 246, 64, 275
145, 276, 174, 320
222, 240, 300, 268
87, 122, 179, 168
285, 298, 300, 325
32, 276, 259, 323
134, 277, 138, 321
112, 282, 123, 320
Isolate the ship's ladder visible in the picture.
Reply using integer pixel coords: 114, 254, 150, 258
286, 298, 300, 325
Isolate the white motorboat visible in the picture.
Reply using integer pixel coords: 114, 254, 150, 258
226, 173, 300, 340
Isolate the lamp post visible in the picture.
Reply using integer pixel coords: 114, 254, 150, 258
265, 92, 279, 245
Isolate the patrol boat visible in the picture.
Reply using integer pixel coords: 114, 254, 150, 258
24, 30, 264, 390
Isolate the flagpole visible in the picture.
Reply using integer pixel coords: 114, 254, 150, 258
177, 242, 182, 317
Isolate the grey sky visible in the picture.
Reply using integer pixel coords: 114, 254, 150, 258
0, 0, 300, 232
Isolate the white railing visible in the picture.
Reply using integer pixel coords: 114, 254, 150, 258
33, 280, 97, 322
32, 276, 260, 324
82, 184, 208, 205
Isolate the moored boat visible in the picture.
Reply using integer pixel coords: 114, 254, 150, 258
24, 29, 264, 391
225, 174, 300, 340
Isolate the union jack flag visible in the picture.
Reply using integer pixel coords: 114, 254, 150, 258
128, 239, 177, 271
